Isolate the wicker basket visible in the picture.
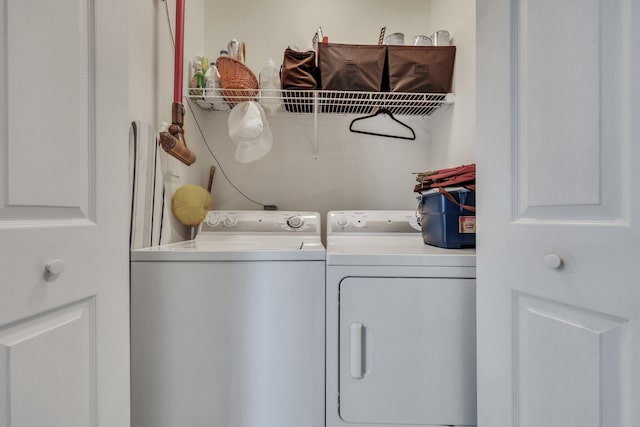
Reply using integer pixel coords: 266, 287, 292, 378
216, 56, 259, 105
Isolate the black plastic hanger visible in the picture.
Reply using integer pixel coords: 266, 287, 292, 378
349, 108, 416, 140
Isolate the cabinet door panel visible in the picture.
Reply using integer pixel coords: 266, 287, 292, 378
0, 301, 95, 427
3, 0, 91, 219
516, 294, 627, 427
514, 0, 625, 220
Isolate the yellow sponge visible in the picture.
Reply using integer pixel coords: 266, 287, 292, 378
172, 184, 213, 226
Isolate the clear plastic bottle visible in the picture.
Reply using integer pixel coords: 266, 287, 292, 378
259, 59, 283, 113
205, 61, 230, 111
204, 62, 216, 97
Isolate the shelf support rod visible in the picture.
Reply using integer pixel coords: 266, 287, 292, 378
313, 91, 319, 159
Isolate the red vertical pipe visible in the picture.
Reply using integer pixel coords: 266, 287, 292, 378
174, 0, 185, 103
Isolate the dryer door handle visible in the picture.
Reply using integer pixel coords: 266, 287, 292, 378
350, 322, 364, 379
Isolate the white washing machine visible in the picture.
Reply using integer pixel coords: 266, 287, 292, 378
130, 211, 325, 427
326, 211, 477, 427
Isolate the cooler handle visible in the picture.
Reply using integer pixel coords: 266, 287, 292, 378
415, 194, 423, 226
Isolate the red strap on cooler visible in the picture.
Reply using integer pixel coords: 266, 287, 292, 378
438, 187, 476, 213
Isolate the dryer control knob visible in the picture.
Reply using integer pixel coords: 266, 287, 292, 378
287, 215, 305, 229
353, 218, 367, 228
336, 216, 348, 227
223, 216, 237, 227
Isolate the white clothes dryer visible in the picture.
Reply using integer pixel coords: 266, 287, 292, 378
130, 211, 325, 427
326, 211, 477, 427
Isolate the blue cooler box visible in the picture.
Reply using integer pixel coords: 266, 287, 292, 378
418, 188, 476, 249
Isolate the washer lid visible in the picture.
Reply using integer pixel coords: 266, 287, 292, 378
131, 237, 325, 261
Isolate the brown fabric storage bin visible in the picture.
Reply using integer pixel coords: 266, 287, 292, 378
281, 48, 318, 90
318, 43, 387, 91
387, 46, 456, 93
280, 48, 319, 112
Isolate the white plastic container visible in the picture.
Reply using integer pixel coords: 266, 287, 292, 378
259, 59, 283, 113
204, 62, 216, 92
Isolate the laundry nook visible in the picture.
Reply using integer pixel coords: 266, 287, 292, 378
1, 0, 638, 427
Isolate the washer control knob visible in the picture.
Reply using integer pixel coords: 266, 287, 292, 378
45, 259, 66, 276
223, 216, 237, 227
287, 215, 305, 229
336, 216, 348, 227
544, 253, 563, 269
206, 215, 220, 227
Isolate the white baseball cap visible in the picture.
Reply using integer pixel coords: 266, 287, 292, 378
228, 101, 273, 163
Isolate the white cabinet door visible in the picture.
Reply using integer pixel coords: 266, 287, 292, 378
339, 277, 476, 425
477, 0, 640, 426
0, 0, 129, 426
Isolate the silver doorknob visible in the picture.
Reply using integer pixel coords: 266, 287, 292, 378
544, 253, 562, 269
45, 259, 66, 275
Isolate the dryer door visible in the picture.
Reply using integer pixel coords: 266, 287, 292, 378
339, 277, 476, 425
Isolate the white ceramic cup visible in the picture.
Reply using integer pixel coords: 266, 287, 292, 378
384, 32, 405, 45
431, 30, 450, 46
412, 35, 433, 46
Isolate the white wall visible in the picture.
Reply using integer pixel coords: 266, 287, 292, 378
204, 0, 433, 77
428, 0, 477, 166
128, 0, 476, 241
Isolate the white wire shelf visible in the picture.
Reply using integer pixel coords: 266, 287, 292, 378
186, 89, 454, 116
